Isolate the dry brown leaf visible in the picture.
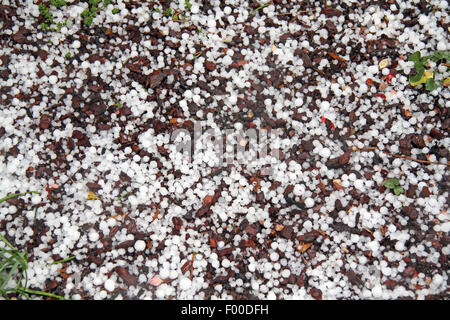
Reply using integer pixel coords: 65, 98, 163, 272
333, 179, 345, 191
87, 191, 101, 200
296, 242, 312, 254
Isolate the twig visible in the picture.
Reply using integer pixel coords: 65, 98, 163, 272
383, 151, 449, 166
350, 145, 449, 166
190, 253, 195, 280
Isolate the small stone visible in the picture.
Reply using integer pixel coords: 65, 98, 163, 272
420, 186, 430, 197
115, 267, 138, 286
39, 114, 51, 130
280, 225, 294, 239
411, 135, 426, 148
310, 287, 322, 300
298, 231, 318, 243
403, 266, 416, 278
204, 61, 216, 71
429, 128, 444, 140
245, 223, 259, 236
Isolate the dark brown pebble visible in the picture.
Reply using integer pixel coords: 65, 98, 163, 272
217, 247, 233, 256
301, 140, 314, 152
37, 49, 48, 61
39, 114, 51, 130
116, 240, 135, 249
384, 279, 398, 290
245, 224, 259, 236
86, 182, 101, 191
196, 206, 210, 217
403, 266, 416, 278
115, 267, 138, 286
321, 7, 342, 17
279, 225, 294, 240
339, 151, 351, 166
109, 226, 120, 238
72, 130, 85, 140
11, 32, 25, 43
298, 231, 318, 243
310, 287, 322, 300
98, 123, 112, 130
88, 255, 103, 265
324, 20, 337, 33
402, 205, 419, 220
419, 186, 430, 197
204, 61, 216, 71
346, 269, 364, 287
411, 135, 426, 148
406, 185, 417, 198
430, 128, 444, 139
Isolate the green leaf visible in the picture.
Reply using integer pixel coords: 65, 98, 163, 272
393, 186, 404, 195
384, 178, 399, 189
163, 8, 172, 17
409, 62, 425, 83
185, 0, 192, 11
81, 9, 90, 18
408, 51, 421, 62
425, 78, 438, 91
431, 50, 450, 62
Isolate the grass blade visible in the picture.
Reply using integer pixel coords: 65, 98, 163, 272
0, 191, 38, 204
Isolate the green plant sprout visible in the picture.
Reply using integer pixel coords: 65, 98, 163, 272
38, 2, 69, 31
0, 192, 65, 300
47, 256, 75, 266
82, 0, 112, 26
39, 3, 54, 25
0, 191, 38, 203
185, 0, 192, 11
250, 1, 272, 15
50, 0, 67, 9
383, 178, 404, 195
408, 50, 450, 91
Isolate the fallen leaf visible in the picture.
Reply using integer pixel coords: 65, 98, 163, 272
378, 58, 389, 69
403, 109, 412, 117
296, 242, 313, 254
87, 191, 101, 200
333, 179, 345, 191
150, 276, 163, 287
410, 69, 433, 86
